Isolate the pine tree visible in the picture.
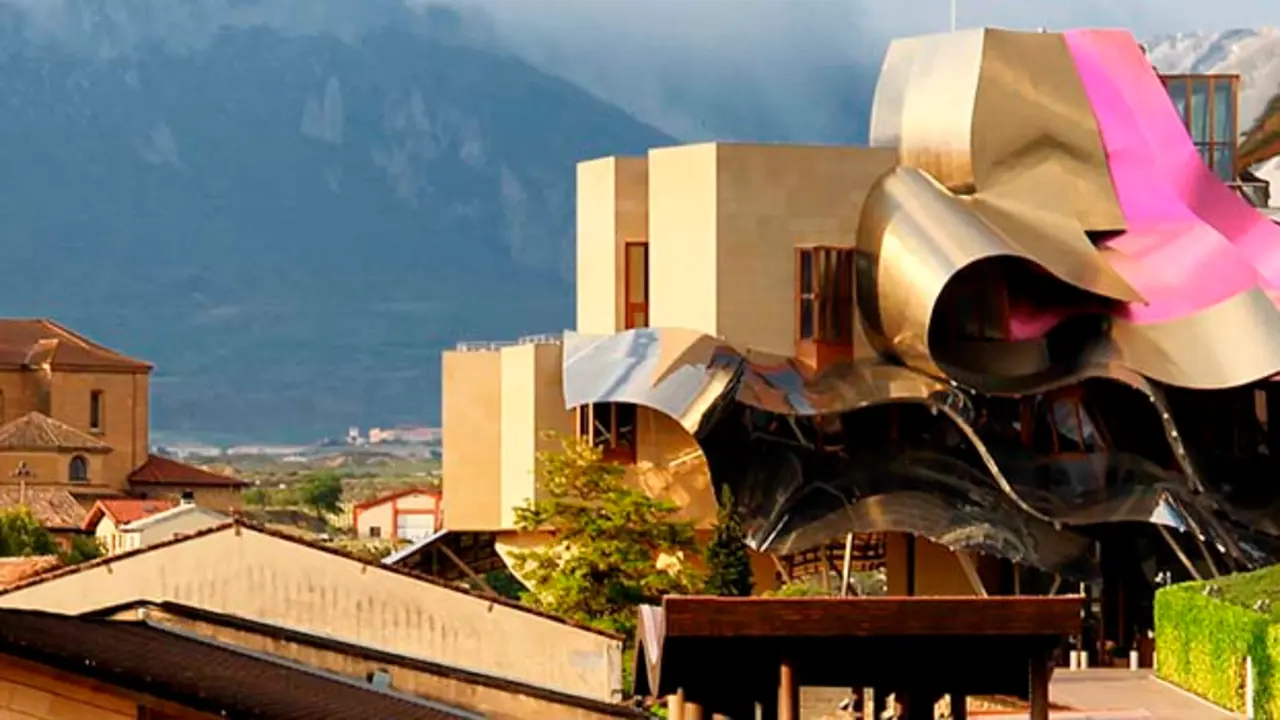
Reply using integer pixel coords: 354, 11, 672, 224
703, 485, 754, 597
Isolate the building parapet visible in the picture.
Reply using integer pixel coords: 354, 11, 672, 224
454, 341, 516, 353
518, 333, 563, 346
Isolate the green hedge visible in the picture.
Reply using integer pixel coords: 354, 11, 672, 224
1155, 570, 1280, 717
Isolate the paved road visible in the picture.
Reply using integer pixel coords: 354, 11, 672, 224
1049, 669, 1239, 720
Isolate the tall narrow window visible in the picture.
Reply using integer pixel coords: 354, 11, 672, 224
624, 241, 649, 329
68, 455, 89, 483
575, 403, 637, 464
1161, 73, 1239, 181
796, 247, 854, 343
89, 390, 104, 432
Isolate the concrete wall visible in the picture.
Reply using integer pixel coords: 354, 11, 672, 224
647, 144, 719, 337
576, 156, 649, 335
442, 349, 503, 531
0, 526, 623, 702
0, 656, 138, 719
500, 342, 573, 529
133, 508, 229, 548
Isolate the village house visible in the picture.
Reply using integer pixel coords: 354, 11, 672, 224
82, 498, 228, 556
0, 319, 246, 530
351, 487, 442, 541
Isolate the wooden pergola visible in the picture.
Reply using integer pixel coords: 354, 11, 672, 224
633, 595, 1082, 720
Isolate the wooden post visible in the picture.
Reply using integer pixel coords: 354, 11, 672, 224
840, 532, 855, 596
778, 661, 799, 720
1029, 653, 1050, 720
669, 689, 686, 720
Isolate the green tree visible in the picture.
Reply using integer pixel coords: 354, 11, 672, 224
0, 507, 100, 565
511, 437, 700, 637
703, 485, 753, 597
296, 470, 344, 520
0, 507, 59, 557
243, 486, 269, 507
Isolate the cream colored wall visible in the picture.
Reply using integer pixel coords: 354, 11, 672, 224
0, 526, 623, 703
48, 371, 149, 489
140, 609, 629, 720
575, 156, 648, 335
0, 656, 137, 719
356, 503, 394, 538
0, 451, 106, 489
647, 143, 719, 337
134, 508, 228, 547
395, 492, 439, 511
500, 342, 573, 529
442, 349, 503, 531
626, 407, 717, 529
647, 143, 897, 354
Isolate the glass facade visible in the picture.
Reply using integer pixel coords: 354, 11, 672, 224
1161, 74, 1240, 182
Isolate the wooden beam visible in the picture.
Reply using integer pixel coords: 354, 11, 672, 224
669, 689, 686, 720
955, 551, 989, 598
1029, 653, 1050, 720
778, 660, 798, 720
438, 543, 500, 599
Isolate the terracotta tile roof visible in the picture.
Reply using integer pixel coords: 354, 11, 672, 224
0, 486, 91, 529
0, 318, 150, 372
81, 498, 178, 531
0, 610, 478, 719
0, 412, 112, 453
0, 556, 62, 589
128, 454, 247, 487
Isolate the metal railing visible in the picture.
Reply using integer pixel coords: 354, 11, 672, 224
454, 332, 564, 352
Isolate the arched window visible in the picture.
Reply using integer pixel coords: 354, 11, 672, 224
68, 455, 89, 483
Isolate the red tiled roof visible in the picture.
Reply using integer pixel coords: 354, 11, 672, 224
0, 486, 91, 529
0, 556, 62, 589
0, 412, 112, 453
128, 455, 247, 488
82, 498, 178, 531
0, 319, 150, 372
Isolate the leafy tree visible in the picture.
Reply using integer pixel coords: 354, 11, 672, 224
0, 507, 59, 557
296, 470, 344, 520
243, 486, 269, 507
511, 437, 700, 637
0, 507, 100, 565
703, 485, 754, 597
62, 534, 103, 564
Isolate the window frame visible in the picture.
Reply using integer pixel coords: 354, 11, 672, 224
1161, 73, 1240, 181
68, 455, 89, 483
795, 246, 855, 344
89, 389, 105, 433
575, 403, 637, 464
623, 240, 649, 330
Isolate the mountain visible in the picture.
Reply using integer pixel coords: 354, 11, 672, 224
0, 1, 674, 443
1146, 28, 1280, 184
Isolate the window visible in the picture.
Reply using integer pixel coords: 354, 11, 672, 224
369, 526, 382, 539
796, 247, 855, 343
575, 402, 637, 464
68, 455, 89, 483
624, 241, 649, 329
1162, 74, 1239, 182
89, 390, 104, 432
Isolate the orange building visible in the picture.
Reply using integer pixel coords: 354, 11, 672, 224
351, 488, 442, 541
0, 319, 245, 528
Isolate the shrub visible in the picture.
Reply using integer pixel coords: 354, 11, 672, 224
1156, 566, 1280, 717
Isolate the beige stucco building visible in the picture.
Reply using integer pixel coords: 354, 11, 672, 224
0, 319, 245, 527
351, 487, 442, 541
441, 144, 992, 596
0, 522, 625, 703
84, 498, 229, 556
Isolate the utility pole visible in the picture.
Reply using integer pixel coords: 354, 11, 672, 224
950, 0, 957, 31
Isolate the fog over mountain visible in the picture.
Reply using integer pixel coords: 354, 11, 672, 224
0, 0, 1275, 443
